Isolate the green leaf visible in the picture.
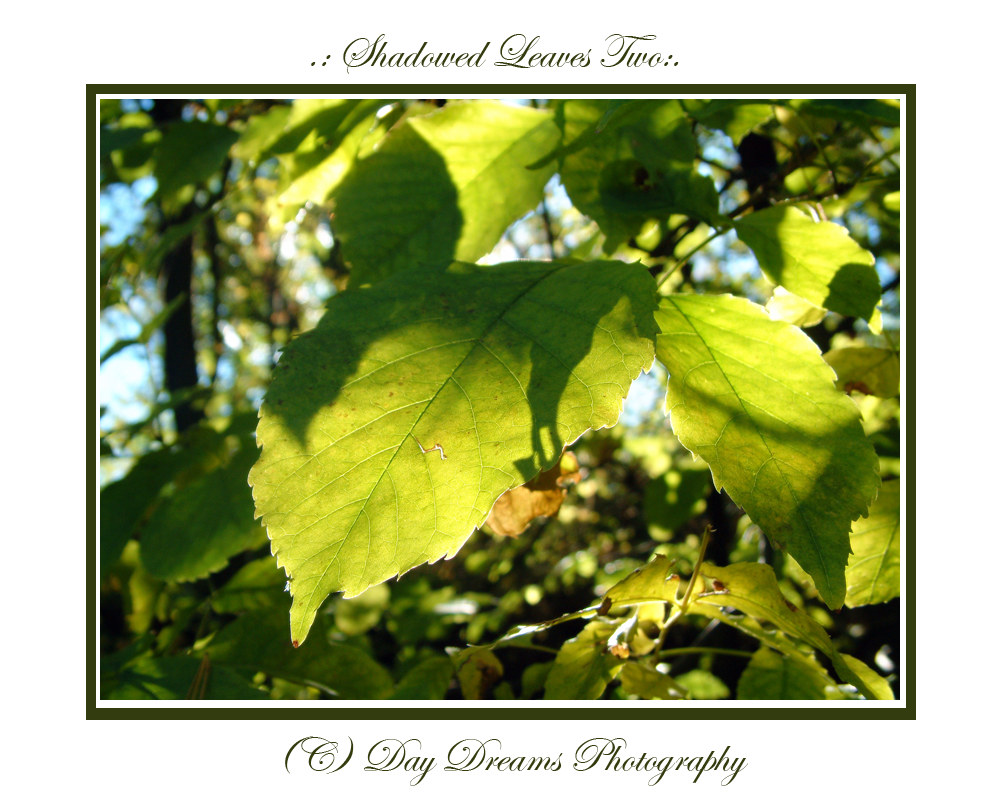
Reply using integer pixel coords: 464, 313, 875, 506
332, 101, 561, 286
791, 99, 900, 128
845, 480, 900, 607
275, 101, 391, 211
765, 287, 827, 328
391, 656, 455, 700
836, 653, 894, 700
824, 346, 900, 398
251, 259, 657, 645
100, 425, 229, 577
736, 647, 843, 700
519, 661, 554, 698
559, 100, 723, 252
103, 656, 266, 700
543, 621, 624, 699
141, 442, 266, 582
734, 205, 881, 321
205, 609, 394, 699
451, 647, 504, 699
154, 121, 238, 199
619, 661, 687, 699
527, 99, 664, 169
655, 294, 880, 607
211, 556, 287, 613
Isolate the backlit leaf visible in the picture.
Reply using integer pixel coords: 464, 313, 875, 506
251, 259, 657, 644
655, 293, 881, 607
332, 101, 561, 286
154, 121, 239, 199
734, 205, 881, 321
845, 480, 900, 607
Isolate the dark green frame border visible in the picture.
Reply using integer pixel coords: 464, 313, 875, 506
89, 83, 915, 721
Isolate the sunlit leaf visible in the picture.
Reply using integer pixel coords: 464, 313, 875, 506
734, 205, 881, 321
845, 480, 900, 607
655, 293, 881, 607
332, 101, 560, 286
251, 259, 657, 644
766, 287, 826, 328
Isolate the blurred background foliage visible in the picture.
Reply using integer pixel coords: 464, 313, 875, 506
99, 97, 901, 700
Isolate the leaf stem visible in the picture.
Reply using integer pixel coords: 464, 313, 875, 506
656, 646, 754, 659
655, 230, 726, 288
652, 526, 712, 655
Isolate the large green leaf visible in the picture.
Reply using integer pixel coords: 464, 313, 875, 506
845, 480, 900, 607
331, 101, 560, 286
733, 205, 881, 321
824, 346, 900, 398
204, 609, 393, 699
543, 621, 624, 699
251, 259, 657, 644
736, 647, 843, 700
655, 294, 880, 607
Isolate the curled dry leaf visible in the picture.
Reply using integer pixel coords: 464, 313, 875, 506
483, 452, 581, 537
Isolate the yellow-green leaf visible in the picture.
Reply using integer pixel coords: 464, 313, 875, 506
332, 101, 561, 286
251, 260, 657, 644
655, 294, 881, 608
845, 480, 900, 607
734, 205, 881, 321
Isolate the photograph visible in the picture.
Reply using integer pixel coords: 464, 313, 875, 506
97, 94, 903, 705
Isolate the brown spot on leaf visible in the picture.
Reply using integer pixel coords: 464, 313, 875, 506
483, 452, 581, 537
609, 643, 630, 659
292, 639, 299, 648
597, 596, 612, 616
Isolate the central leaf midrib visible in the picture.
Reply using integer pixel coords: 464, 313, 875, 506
300, 263, 570, 610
